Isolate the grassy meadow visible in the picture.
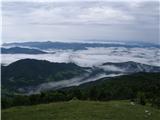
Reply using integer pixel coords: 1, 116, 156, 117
2, 100, 160, 120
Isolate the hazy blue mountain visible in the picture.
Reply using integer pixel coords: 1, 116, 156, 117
101, 61, 160, 73
1, 47, 47, 54
3, 41, 160, 50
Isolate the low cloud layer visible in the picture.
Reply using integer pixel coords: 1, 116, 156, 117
28, 73, 122, 94
1, 47, 160, 67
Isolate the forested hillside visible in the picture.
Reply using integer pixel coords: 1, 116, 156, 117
2, 72, 160, 109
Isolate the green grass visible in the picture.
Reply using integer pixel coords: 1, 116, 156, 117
2, 100, 160, 120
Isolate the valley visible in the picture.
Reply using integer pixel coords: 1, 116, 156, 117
2, 58, 160, 94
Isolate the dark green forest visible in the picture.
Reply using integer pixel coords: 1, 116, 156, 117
1, 59, 85, 92
2, 72, 160, 109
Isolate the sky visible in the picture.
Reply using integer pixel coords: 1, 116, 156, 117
1, 0, 159, 43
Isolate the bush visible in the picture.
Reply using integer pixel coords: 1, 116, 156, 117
1, 97, 12, 109
151, 96, 160, 108
137, 92, 146, 105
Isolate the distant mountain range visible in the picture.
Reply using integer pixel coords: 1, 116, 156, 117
1, 47, 47, 54
101, 61, 160, 73
1, 59, 160, 94
2, 41, 160, 50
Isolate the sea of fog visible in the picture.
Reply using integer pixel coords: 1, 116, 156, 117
1, 47, 160, 67
2, 46, 160, 93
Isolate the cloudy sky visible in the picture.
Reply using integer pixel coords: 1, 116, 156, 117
1, 0, 159, 43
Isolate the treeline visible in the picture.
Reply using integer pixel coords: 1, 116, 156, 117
2, 72, 160, 109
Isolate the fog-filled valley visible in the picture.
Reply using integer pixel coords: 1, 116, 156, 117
2, 42, 160, 67
1, 42, 160, 95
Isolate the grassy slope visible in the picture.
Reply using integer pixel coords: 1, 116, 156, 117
2, 100, 160, 120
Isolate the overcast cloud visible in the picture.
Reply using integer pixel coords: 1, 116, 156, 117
1, 0, 159, 43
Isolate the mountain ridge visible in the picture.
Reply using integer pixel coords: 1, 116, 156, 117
1, 59, 86, 93
1, 47, 47, 54
101, 61, 160, 73
2, 59, 160, 94
3, 41, 160, 50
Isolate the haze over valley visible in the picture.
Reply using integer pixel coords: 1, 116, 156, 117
1, 41, 160, 94
1, 41, 160, 67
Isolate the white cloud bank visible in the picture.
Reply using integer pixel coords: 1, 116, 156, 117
28, 73, 123, 94
1, 47, 160, 67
